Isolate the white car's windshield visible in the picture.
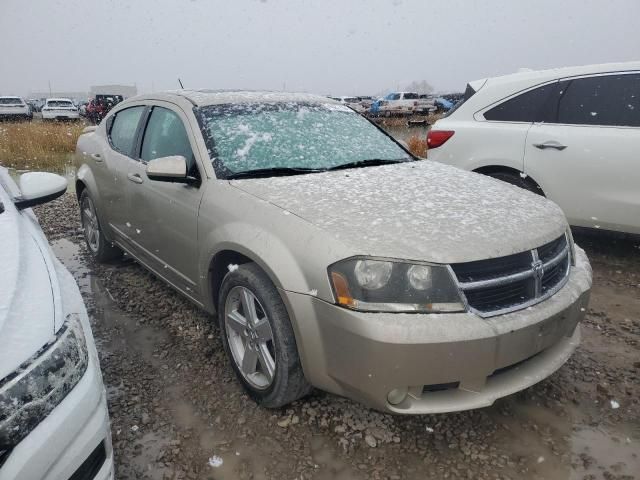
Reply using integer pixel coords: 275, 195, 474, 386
197, 102, 410, 178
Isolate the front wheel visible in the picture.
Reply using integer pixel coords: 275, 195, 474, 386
218, 263, 311, 408
79, 190, 122, 262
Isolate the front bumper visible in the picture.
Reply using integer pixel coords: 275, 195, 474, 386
284, 247, 592, 413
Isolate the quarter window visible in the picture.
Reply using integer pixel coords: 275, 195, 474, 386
556, 74, 640, 127
109, 106, 145, 156
141, 107, 196, 173
484, 83, 556, 122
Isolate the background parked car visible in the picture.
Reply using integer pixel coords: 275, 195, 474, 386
0, 96, 32, 121
42, 97, 80, 121
428, 61, 640, 235
0, 168, 114, 480
370, 91, 422, 116
86, 94, 123, 124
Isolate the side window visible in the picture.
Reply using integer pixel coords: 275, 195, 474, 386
390, 93, 401, 100
109, 106, 145, 156
141, 107, 197, 174
484, 83, 556, 122
556, 74, 640, 127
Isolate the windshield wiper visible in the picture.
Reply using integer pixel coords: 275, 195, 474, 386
326, 158, 412, 171
226, 167, 324, 179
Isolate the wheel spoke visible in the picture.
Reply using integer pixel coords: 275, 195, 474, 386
241, 346, 259, 375
226, 310, 247, 334
254, 318, 273, 342
257, 343, 275, 381
241, 289, 258, 324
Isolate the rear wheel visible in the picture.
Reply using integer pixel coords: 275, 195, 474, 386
486, 171, 544, 196
79, 190, 122, 262
218, 263, 311, 408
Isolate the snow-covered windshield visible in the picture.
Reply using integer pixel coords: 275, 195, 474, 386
197, 102, 410, 178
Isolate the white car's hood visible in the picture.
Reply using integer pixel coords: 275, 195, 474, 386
232, 160, 568, 264
0, 194, 59, 380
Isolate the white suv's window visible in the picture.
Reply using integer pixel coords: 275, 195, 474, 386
556, 74, 640, 127
0, 97, 23, 105
484, 83, 556, 123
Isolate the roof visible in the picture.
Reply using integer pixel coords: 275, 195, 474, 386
45, 97, 74, 102
475, 61, 640, 89
130, 90, 340, 107
0, 96, 23, 99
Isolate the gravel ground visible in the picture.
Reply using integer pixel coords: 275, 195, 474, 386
35, 194, 639, 480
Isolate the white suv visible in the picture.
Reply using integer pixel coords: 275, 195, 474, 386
42, 98, 80, 121
428, 62, 640, 235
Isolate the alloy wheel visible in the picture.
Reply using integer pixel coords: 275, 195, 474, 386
224, 286, 276, 390
81, 195, 100, 253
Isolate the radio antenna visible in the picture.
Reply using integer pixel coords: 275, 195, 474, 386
178, 78, 185, 89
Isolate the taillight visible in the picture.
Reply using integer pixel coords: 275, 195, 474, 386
427, 130, 454, 149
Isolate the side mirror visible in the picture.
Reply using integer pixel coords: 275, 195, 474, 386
146, 155, 196, 184
15, 172, 67, 210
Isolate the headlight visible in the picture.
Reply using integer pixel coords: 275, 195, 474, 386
0, 314, 88, 450
329, 257, 465, 313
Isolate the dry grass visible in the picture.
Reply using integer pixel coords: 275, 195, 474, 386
407, 135, 428, 158
0, 121, 85, 170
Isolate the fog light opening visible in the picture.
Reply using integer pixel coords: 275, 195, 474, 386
387, 387, 409, 405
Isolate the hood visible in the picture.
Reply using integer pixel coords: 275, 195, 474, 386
231, 161, 567, 264
0, 189, 58, 380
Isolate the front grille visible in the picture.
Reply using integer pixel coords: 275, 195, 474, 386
451, 234, 571, 316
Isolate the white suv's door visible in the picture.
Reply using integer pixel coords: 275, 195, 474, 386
524, 73, 640, 234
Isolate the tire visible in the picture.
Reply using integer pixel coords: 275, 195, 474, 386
486, 171, 544, 196
218, 263, 311, 408
79, 190, 122, 262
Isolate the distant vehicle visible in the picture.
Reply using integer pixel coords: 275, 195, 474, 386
332, 96, 368, 113
0, 167, 114, 479
370, 92, 422, 116
75, 90, 591, 414
41, 98, 80, 121
428, 61, 640, 235
417, 94, 437, 115
0, 96, 32, 121
86, 95, 123, 124
433, 96, 455, 113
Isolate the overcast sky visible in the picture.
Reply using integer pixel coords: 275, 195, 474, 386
2, 0, 638, 97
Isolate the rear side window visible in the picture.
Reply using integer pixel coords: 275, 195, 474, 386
109, 106, 145, 156
484, 83, 556, 122
141, 107, 196, 174
555, 74, 640, 127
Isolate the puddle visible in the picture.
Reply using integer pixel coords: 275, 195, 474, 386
490, 399, 639, 479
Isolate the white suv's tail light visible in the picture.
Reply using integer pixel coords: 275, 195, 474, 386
427, 130, 455, 149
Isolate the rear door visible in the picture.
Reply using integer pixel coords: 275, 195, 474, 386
524, 73, 640, 234
100, 105, 146, 239
126, 103, 205, 300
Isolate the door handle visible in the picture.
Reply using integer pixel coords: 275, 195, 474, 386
127, 173, 143, 184
533, 141, 567, 151
90, 153, 103, 162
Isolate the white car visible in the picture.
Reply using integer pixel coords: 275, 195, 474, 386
330, 96, 368, 113
0, 96, 32, 121
427, 61, 640, 235
0, 168, 113, 479
373, 91, 422, 116
42, 98, 80, 121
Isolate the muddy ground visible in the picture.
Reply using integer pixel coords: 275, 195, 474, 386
35, 195, 639, 480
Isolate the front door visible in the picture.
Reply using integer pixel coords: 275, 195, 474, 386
524, 73, 640, 234
125, 104, 205, 300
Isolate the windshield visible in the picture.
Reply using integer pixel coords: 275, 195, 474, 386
0, 97, 23, 105
47, 100, 73, 108
197, 102, 410, 178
